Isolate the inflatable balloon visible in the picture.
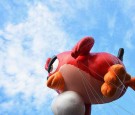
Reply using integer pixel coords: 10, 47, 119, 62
52, 91, 85, 115
45, 37, 135, 115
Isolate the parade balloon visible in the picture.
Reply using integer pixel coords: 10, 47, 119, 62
45, 37, 135, 115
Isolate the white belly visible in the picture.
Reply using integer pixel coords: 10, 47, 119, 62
52, 91, 85, 115
59, 64, 126, 104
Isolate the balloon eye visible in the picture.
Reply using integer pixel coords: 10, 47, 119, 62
48, 56, 57, 73
50, 59, 59, 74
47, 76, 49, 80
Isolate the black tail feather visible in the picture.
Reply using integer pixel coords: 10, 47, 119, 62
117, 48, 124, 61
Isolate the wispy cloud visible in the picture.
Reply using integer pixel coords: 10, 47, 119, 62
118, 0, 135, 50
124, 29, 134, 49
0, 2, 70, 113
107, 13, 116, 36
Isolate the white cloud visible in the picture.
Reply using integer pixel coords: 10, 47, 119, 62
108, 15, 116, 29
118, 0, 135, 49
107, 14, 116, 36
119, 0, 135, 18
0, 2, 70, 109
124, 30, 134, 49
0, 100, 16, 115
45, 0, 95, 19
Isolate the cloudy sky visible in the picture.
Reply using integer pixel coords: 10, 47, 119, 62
0, 0, 135, 115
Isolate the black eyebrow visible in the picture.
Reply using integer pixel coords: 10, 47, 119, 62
48, 55, 57, 73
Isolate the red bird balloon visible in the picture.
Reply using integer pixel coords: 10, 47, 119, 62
45, 37, 135, 115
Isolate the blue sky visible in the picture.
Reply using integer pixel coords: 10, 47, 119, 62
0, 0, 135, 115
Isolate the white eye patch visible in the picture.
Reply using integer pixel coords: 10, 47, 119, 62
50, 59, 59, 74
